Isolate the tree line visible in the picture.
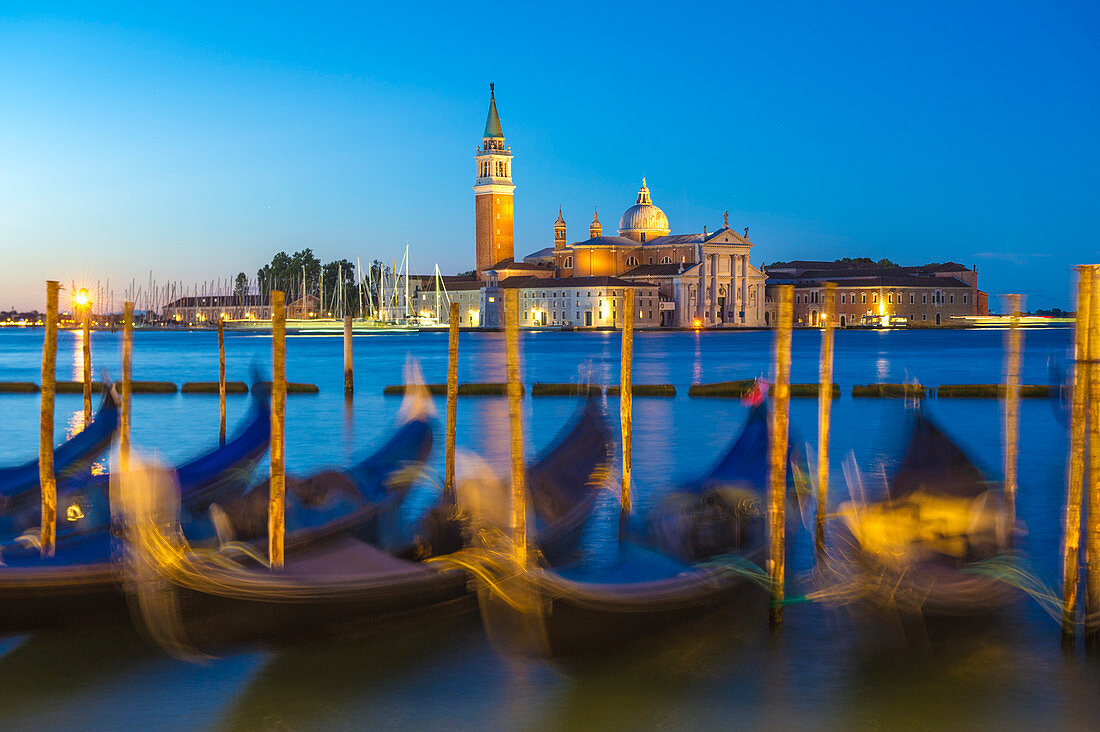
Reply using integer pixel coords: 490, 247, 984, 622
238, 249, 394, 317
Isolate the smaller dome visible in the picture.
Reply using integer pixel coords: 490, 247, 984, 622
618, 179, 670, 241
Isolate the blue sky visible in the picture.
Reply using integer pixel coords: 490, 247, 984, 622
1, 1, 1097, 310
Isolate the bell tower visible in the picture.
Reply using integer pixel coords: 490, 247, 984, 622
474, 83, 515, 275
554, 208, 567, 249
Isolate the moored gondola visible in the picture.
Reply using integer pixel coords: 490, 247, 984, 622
0, 390, 119, 515
120, 400, 615, 651
829, 409, 1017, 616
409, 397, 612, 564
471, 403, 771, 659
0, 398, 272, 634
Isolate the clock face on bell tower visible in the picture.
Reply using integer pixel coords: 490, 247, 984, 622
474, 83, 515, 275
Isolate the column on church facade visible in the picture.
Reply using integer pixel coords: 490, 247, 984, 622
696, 251, 706, 321
710, 253, 719, 325
729, 254, 738, 323
741, 254, 749, 324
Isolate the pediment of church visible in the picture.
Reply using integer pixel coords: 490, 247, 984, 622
704, 227, 750, 246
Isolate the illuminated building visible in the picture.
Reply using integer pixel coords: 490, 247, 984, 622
477, 270, 660, 329
763, 260, 988, 327
525, 190, 766, 327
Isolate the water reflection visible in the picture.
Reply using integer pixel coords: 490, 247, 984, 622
875, 354, 890, 381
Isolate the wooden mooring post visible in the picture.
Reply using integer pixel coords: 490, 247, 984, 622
120, 302, 134, 474
504, 289, 527, 567
769, 285, 793, 631
343, 316, 354, 397
815, 282, 836, 557
619, 288, 635, 541
218, 316, 226, 445
1003, 294, 1022, 531
1086, 267, 1100, 649
443, 301, 459, 501
39, 281, 59, 557
82, 296, 92, 426
269, 291, 286, 569
1064, 266, 1093, 644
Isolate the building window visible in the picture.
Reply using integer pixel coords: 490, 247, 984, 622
840, 293, 846, 303
963, 293, 968, 304
661, 256, 672, 264
640, 233, 646, 242
923, 293, 927, 304
950, 293, 955, 304
626, 256, 639, 267
861, 293, 867, 304
888, 293, 893, 304
873, 292, 878, 303
564, 256, 573, 268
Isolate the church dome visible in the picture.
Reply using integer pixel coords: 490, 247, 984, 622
618, 179, 670, 241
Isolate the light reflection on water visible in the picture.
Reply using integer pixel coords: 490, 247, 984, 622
0, 327, 1092, 728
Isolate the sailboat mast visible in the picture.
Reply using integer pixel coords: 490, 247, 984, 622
357, 257, 364, 320
404, 244, 411, 321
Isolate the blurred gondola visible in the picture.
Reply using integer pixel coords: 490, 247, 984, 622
830, 408, 1017, 616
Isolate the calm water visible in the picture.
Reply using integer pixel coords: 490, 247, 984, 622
0, 326, 1096, 730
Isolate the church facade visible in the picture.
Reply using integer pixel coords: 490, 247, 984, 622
532, 186, 767, 327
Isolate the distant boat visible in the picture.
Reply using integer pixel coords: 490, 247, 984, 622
223, 318, 418, 334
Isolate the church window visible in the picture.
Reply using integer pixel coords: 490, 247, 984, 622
661, 257, 672, 264
648, 258, 653, 264
640, 233, 646, 242
564, 257, 573, 268
626, 256, 639, 267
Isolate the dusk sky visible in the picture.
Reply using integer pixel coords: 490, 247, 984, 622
2, 1, 1096, 311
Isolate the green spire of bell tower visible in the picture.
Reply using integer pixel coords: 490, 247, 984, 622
483, 82, 503, 139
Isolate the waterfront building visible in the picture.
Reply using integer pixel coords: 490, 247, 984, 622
528, 195, 767, 327
467, 85, 765, 328
476, 271, 660, 329
763, 260, 988, 326
161, 293, 322, 323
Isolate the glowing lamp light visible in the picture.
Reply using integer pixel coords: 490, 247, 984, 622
692, 318, 703, 329
73, 289, 90, 307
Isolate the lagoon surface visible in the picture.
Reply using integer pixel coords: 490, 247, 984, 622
0, 326, 1095, 730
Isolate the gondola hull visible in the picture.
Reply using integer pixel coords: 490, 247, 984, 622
831, 523, 1018, 617
0, 563, 125, 634
138, 538, 476, 650
477, 546, 765, 658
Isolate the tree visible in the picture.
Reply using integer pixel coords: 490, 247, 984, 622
234, 272, 248, 300
321, 259, 357, 317
875, 258, 899, 268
